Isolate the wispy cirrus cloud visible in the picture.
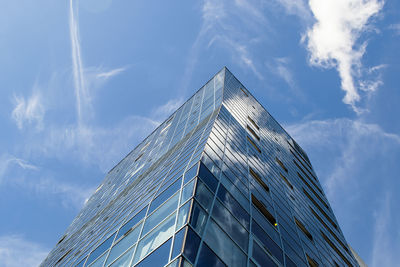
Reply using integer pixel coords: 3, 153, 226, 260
0, 235, 49, 267
11, 91, 45, 131
304, 0, 384, 112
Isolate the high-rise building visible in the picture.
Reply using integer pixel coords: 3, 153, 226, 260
42, 68, 359, 267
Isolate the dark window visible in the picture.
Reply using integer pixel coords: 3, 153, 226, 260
240, 87, 249, 97
172, 227, 186, 259
250, 168, 269, 193
303, 189, 338, 229
252, 220, 283, 264
86, 233, 116, 265
275, 157, 288, 173
196, 243, 227, 267
247, 136, 261, 153
294, 218, 313, 241
298, 173, 329, 210
321, 232, 353, 267
310, 207, 348, 252
307, 254, 319, 267
247, 125, 260, 141
135, 153, 143, 162
279, 173, 293, 190
247, 116, 260, 130
251, 195, 276, 226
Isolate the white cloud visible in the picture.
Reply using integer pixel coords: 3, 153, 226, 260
152, 98, 184, 122
0, 235, 48, 267
11, 91, 45, 130
275, 0, 312, 21
95, 67, 126, 79
0, 154, 38, 184
305, 0, 384, 112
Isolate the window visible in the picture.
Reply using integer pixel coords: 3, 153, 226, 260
310, 208, 349, 253
279, 173, 293, 190
247, 136, 261, 153
240, 87, 249, 97
303, 189, 338, 229
251, 194, 276, 226
196, 243, 227, 267
135, 153, 144, 162
252, 241, 278, 267
247, 116, 260, 130
250, 167, 269, 193
298, 173, 329, 210
246, 125, 260, 141
275, 157, 288, 173
294, 218, 313, 241
306, 254, 319, 267
321, 232, 353, 267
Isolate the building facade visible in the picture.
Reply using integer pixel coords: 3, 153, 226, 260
41, 68, 359, 267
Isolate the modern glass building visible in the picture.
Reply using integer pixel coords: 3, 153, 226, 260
41, 68, 359, 267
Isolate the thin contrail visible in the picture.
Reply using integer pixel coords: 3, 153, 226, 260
69, 0, 88, 125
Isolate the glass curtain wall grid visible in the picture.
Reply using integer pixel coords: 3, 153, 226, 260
42, 68, 359, 267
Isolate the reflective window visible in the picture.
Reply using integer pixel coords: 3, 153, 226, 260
87, 251, 107, 267
108, 246, 134, 267
86, 233, 116, 266
172, 227, 186, 259
212, 199, 248, 251
142, 192, 179, 234
203, 219, 247, 267
106, 222, 142, 265
134, 212, 176, 264
116, 207, 147, 240
252, 241, 277, 267
184, 164, 198, 184
181, 179, 195, 204
252, 220, 283, 264
198, 163, 218, 192
217, 184, 249, 229
183, 227, 201, 263
176, 201, 191, 230
196, 243, 227, 267
195, 179, 213, 211
136, 238, 172, 267
190, 201, 208, 235
149, 177, 182, 214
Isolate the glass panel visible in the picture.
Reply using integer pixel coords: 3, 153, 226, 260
149, 177, 182, 214
172, 227, 186, 259
142, 192, 179, 235
220, 173, 249, 211
183, 227, 201, 263
217, 184, 250, 229
133, 212, 176, 264
252, 241, 277, 267
136, 238, 172, 267
108, 246, 134, 267
203, 219, 247, 267
106, 222, 142, 265
211, 199, 248, 251
190, 202, 208, 235
184, 164, 198, 184
181, 179, 195, 204
88, 251, 107, 267
196, 243, 227, 267
176, 201, 191, 230
116, 207, 147, 240
198, 163, 218, 192
87, 233, 116, 266
252, 220, 283, 264
195, 179, 213, 211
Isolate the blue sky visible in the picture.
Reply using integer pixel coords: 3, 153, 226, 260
0, 0, 399, 266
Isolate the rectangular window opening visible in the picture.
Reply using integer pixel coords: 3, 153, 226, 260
294, 218, 313, 241
246, 125, 260, 141
251, 194, 276, 227
310, 208, 349, 253
240, 87, 249, 97
303, 189, 338, 229
279, 173, 293, 190
247, 136, 261, 153
321, 232, 353, 267
275, 157, 288, 173
306, 254, 319, 267
298, 173, 329, 210
247, 116, 260, 130
250, 168, 269, 193
135, 153, 144, 162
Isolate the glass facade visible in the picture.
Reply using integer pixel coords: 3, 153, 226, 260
42, 68, 359, 267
